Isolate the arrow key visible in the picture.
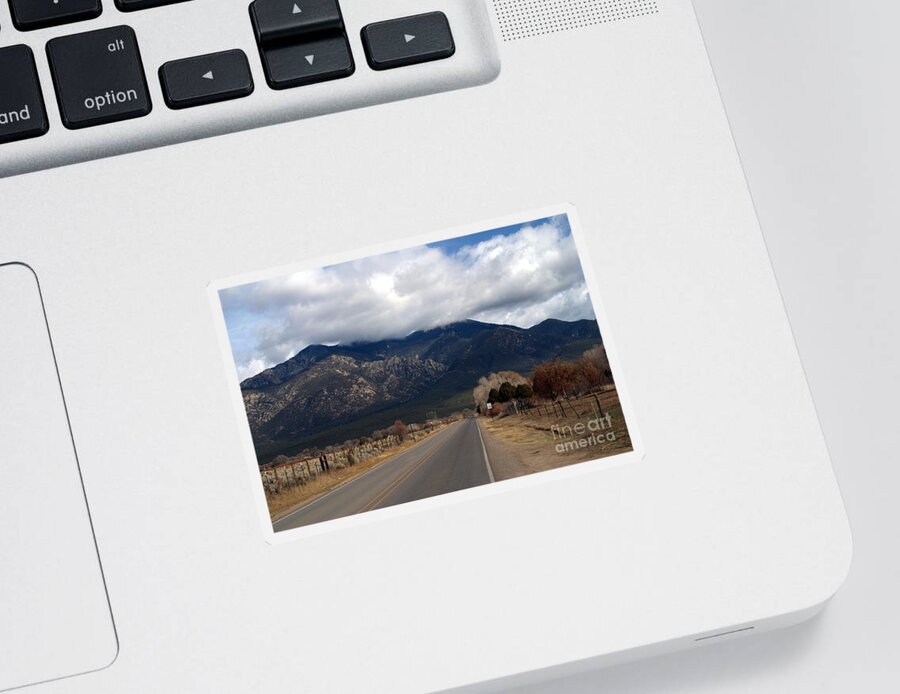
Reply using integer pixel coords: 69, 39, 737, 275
250, 0, 344, 43
159, 50, 254, 110
362, 12, 455, 71
261, 34, 354, 90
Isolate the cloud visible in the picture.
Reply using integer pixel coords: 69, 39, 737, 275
221, 216, 595, 380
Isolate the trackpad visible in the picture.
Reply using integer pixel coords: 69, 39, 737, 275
0, 264, 117, 691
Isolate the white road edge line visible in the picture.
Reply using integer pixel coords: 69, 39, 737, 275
475, 417, 495, 483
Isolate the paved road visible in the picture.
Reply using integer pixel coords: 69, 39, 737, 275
274, 418, 493, 531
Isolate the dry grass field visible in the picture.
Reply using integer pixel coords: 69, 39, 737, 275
478, 388, 632, 480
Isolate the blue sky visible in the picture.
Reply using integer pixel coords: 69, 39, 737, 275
424, 215, 570, 254
221, 214, 595, 380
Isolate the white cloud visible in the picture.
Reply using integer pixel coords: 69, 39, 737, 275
221, 218, 595, 380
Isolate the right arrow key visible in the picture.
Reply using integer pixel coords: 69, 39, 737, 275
361, 12, 455, 71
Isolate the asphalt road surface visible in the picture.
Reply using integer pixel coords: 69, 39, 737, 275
273, 418, 494, 531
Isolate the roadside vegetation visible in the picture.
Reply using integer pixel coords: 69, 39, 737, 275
472, 345, 633, 475
473, 345, 613, 417
262, 415, 461, 521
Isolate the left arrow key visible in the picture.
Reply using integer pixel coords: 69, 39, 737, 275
159, 50, 254, 110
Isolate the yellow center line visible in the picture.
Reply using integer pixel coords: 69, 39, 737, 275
359, 423, 460, 513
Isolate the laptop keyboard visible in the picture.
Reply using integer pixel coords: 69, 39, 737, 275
0, 0, 499, 176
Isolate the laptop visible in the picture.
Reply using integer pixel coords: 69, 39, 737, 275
0, 1, 851, 692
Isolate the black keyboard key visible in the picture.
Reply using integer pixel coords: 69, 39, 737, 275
261, 34, 353, 90
250, 0, 343, 44
115, 0, 191, 11
361, 12, 455, 71
159, 50, 254, 109
0, 45, 49, 145
47, 26, 151, 130
8, 0, 102, 32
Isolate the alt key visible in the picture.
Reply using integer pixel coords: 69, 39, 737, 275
47, 26, 152, 130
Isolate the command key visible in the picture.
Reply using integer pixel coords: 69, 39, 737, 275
0, 45, 49, 145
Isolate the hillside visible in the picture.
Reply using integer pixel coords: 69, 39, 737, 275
242, 318, 602, 461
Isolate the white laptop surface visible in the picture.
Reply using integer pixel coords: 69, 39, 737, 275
0, 1, 850, 692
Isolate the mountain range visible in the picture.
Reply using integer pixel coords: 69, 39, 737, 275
241, 318, 601, 462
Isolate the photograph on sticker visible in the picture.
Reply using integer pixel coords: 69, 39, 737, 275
218, 213, 633, 531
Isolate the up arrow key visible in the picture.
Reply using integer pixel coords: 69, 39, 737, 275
404, 34, 415, 43
251, 0, 345, 43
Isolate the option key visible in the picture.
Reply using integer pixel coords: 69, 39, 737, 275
47, 26, 152, 130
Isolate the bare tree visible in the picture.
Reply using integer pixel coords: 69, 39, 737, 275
582, 345, 612, 384
387, 419, 410, 441
473, 370, 529, 410
532, 359, 580, 399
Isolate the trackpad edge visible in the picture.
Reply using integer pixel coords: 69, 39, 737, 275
0, 263, 117, 692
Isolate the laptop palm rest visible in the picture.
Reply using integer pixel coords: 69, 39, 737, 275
0, 264, 117, 692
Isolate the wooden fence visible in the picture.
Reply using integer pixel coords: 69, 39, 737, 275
259, 425, 443, 496
505, 385, 617, 421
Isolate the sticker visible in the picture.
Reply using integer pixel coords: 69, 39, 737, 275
209, 206, 640, 540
